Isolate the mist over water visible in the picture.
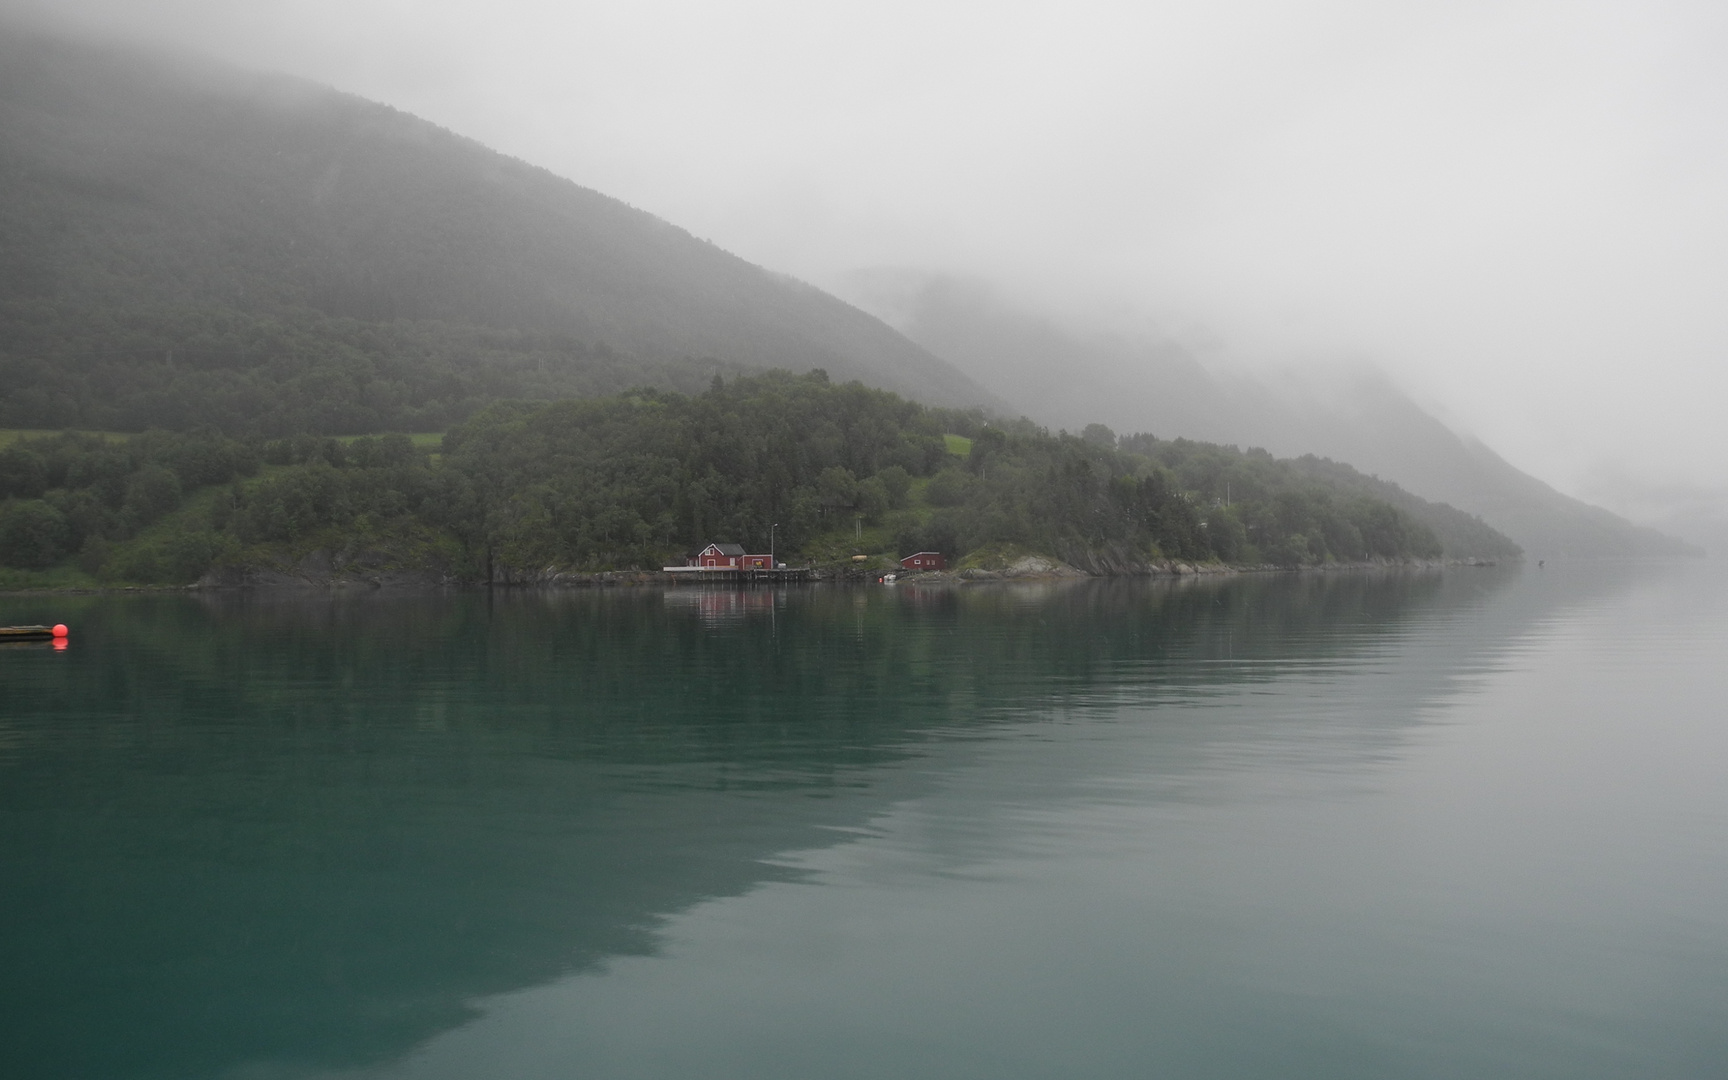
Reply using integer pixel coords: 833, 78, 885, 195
5, 565, 1726, 1078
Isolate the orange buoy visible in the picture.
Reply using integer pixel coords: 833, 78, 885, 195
53, 624, 68, 638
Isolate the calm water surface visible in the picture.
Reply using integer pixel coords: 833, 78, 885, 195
3, 564, 1726, 1079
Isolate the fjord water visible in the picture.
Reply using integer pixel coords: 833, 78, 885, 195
3, 565, 1726, 1079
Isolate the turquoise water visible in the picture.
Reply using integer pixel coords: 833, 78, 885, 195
3, 565, 1726, 1079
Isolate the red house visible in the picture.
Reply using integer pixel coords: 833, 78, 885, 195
693, 543, 777, 569
697, 543, 747, 568
900, 551, 946, 571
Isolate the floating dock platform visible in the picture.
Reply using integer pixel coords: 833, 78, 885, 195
2, 624, 68, 640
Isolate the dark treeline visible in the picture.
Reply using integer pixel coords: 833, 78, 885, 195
0, 372, 1490, 584
1113, 430, 1523, 564
0, 303, 741, 435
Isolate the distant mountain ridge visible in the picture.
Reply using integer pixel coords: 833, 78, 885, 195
847, 273, 1698, 560
0, 24, 997, 433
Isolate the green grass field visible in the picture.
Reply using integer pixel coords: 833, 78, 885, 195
943, 434, 972, 457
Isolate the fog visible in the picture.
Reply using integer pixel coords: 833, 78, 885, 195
12, 0, 1728, 536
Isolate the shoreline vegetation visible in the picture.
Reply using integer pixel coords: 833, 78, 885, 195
0, 546, 1507, 596
0, 561, 1505, 596
0, 371, 1519, 592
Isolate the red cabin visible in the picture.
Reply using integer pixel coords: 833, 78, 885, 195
697, 543, 747, 568
899, 551, 946, 571
694, 543, 777, 569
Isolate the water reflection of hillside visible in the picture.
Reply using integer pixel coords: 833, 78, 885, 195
0, 569, 1575, 1080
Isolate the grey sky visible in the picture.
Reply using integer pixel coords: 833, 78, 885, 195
15, 0, 1728, 518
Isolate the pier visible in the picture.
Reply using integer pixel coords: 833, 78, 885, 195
660, 566, 811, 583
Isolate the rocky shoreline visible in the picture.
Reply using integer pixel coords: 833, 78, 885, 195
1, 551, 1502, 595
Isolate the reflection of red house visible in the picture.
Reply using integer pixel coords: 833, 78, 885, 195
697, 590, 774, 621
697, 543, 746, 568
900, 551, 946, 571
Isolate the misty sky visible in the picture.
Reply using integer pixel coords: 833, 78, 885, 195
13, 0, 1728, 519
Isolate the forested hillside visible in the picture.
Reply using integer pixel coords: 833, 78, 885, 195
0, 372, 1516, 586
0, 25, 992, 435
1114, 433, 1523, 563
865, 274, 1696, 559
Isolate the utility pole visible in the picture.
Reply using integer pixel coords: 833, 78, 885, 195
770, 523, 778, 567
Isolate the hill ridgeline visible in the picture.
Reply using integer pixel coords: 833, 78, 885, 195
0, 25, 995, 436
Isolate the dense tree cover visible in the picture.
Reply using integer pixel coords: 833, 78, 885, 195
0, 302, 740, 435
367, 374, 1446, 573
1116, 432, 1519, 563
1278, 452, 1524, 561
0, 373, 1488, 583
0, 27, 986, 439
435, 373, 950, 571
0, 429, 258, 575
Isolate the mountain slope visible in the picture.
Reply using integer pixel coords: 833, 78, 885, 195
851, 273, 1698, 560
0, 25, 996, 433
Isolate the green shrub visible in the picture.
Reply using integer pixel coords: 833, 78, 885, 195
0, 446, 48, 500
0, 499, 71, 568
122, 465, 182, 528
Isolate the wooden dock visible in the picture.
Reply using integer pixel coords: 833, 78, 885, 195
660, 567, 811, 584
1, 625, 56, 639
